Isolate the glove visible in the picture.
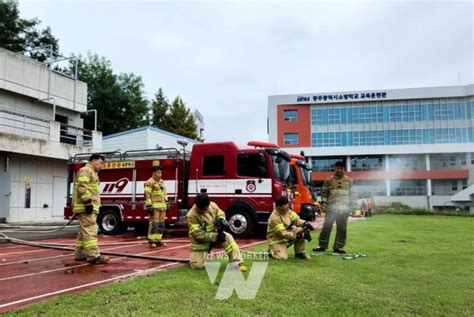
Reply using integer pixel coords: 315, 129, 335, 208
85, 204, 94, 215
303, 222, 314, 231
217, 230, 227, 242
147, 207, 155, 217
215, 218, 230, 232
303, 230, 312, 242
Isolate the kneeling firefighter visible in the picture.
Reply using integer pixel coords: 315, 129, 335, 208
186, 193, 247, 272
267, 196, 314, 260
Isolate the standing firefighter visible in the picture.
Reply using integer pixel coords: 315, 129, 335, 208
267, 196, 313, 260
313, 161, 356, 254
73, 154, 109, 264
186, 194, 247, 271
144, 166, 168, 247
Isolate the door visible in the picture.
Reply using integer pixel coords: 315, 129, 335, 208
0, 172, 11, 218
52, 176, 67, 217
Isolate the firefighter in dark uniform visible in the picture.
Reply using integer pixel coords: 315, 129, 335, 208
144, 166, 168, 247
73, 154, 109, 264
313, 161, 356, 254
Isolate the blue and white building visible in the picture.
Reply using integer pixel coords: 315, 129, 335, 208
268, 84, 474, 209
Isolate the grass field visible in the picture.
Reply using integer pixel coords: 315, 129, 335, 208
9, 215, 474, 316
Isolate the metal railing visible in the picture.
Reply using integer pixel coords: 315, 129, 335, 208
0, 108, 50, 140
0, 107, 96, 148
59, 123, 93, 147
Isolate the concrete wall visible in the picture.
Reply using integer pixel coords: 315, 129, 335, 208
3, 153, 68, 223
0, 48, 87, 113
0, 125, 103, 160
0, 89, 83, 126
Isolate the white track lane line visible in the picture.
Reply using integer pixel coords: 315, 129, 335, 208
0, 238, 261, 268
0, 245, 31, 250
0, 239, 189, 266
0, 262, 180, 310
0, 249, 46, 256
0, 240, 266, 309
0, 243, 191, 282
0, 237, 265, 281
0, 242, 150, 267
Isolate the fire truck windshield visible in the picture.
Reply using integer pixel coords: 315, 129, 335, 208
272, 155, 290, 183
300, 166, 312, 186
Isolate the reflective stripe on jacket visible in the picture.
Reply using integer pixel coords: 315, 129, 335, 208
267, 208, 305, 245
73, 163, 101, 214
144, 177, 168, 209
186, 202, 225, 251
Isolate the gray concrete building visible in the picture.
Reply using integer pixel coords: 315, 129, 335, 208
0, 48, 102, 223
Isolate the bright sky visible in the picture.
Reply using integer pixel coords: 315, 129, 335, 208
19, 0, 473, 142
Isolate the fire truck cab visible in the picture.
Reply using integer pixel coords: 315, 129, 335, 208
290, 154, 319, 220
64, 141, 293, 238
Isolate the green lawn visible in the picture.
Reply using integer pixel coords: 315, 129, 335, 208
9, 215, 474, 316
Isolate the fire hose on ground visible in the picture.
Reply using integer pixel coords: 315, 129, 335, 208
0, 233, 190, 263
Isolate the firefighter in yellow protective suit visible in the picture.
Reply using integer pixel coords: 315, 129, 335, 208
144, 166, 168, 247
73, 154, 109, 264
186, 194, 247, 271
313, 161, 356, 254
267, 196, 313, 260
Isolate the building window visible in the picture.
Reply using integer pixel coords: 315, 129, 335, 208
203, 155, 225, 176
388, 155, 425, 171
351, 156, 384, 171
284, 133, 298, 145
462, 180, 468, 190
283, 110, 297, 122
312, 157, 342, 172
451, 180, 458, 191
390, 180, 427, 196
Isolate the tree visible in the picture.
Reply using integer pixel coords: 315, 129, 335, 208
150, 88, 170, 128
150, 89, 202, 141
0, 0, 59, 62
167, 96, 200, 140
71, 53, 149, 135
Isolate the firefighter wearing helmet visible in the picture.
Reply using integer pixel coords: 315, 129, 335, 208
186, 193, 247, 271
144, 166, 168, 247
266, 196, 313, 260
73, 154, 109, 264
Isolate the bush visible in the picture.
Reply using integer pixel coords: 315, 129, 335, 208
375, 202, 472, 216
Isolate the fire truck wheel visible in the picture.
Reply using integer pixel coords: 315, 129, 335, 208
98, 209, 127, 235
227, 208, 255, 238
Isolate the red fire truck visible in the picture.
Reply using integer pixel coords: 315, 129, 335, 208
64, 141, 293, 237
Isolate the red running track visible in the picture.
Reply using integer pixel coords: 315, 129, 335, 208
0, 217, 329, 313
